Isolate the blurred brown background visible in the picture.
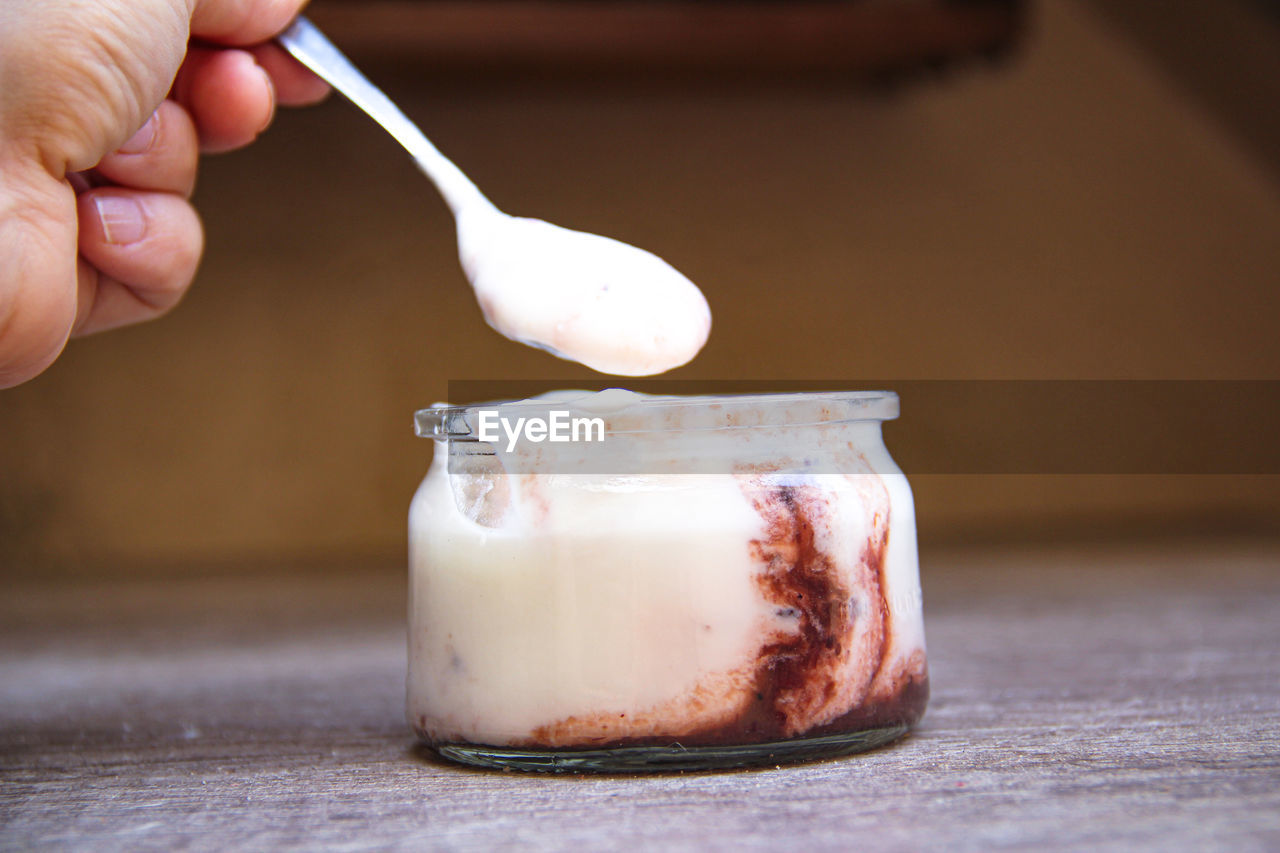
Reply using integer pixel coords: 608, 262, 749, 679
2, 0, 1278, 574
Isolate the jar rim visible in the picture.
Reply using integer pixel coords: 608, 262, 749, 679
415, 390, 898, 441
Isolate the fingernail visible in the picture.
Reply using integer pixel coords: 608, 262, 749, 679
118, 112, 159, 154
94, 196, 147, 245
257, 66, 276, 134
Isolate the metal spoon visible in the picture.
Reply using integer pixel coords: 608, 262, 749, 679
276, 17, 710, 376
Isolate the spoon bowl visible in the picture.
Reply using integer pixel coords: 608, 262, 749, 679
458, 210, 710, 376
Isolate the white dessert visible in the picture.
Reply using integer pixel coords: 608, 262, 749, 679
458, 209, 712, 376
408, 391, 927, 748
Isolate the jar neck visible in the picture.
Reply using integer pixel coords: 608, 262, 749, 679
441, 419, 892, 477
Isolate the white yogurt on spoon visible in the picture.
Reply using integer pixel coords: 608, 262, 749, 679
455, 207, 711, 376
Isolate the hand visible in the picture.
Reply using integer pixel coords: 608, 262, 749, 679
0, 0, 330, 388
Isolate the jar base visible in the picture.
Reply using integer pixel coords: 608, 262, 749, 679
428, 724, 911, 773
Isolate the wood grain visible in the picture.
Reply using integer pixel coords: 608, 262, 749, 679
2, 541, 1279, 850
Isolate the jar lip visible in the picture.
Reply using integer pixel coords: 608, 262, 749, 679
415, 390, 898, 440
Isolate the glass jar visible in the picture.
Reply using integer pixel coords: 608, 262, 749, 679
409, 390, 926, 772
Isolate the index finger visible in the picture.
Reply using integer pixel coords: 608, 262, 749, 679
250, 43, 330, 106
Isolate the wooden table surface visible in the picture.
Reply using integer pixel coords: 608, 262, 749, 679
3, 541, 1279, 851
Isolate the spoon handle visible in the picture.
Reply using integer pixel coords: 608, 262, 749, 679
277, 16, 493, 216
